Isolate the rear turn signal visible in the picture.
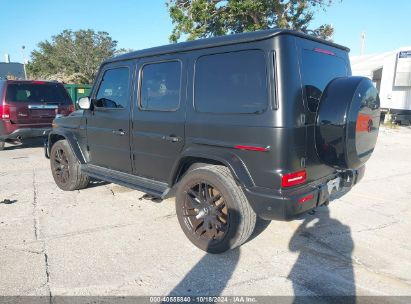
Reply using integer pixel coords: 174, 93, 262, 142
0, 104, 10, 119
282, 170, 307, 188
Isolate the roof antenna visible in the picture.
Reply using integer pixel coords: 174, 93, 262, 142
360, 31, 366, 55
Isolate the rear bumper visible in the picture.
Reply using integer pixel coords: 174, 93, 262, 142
0, 121, 51, 141
244, 166, 365, 220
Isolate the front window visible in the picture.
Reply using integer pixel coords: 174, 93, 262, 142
95, 67, 130, 109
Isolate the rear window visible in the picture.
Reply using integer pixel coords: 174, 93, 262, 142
301, 49, 348, 112
5, 83, 71, 104
195, 50, 268, 114
140, 61, 181, 111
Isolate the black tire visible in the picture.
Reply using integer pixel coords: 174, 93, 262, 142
50, 139, 89, 191
0, 141, 4, 151
175, 165, 256, 254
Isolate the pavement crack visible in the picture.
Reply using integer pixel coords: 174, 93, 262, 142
43, 222, 141, 241
44, 250, 51, 285
32, 169, 52, 301
32, 169, 40, 240
354, 221, 400, 234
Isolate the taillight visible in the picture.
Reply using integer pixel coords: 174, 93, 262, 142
281, 170, 307, 188
55, 104, 74, 116
0, 104, 10, 120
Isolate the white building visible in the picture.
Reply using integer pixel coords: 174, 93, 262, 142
350, 46, 411, 124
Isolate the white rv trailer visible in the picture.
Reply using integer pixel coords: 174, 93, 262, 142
351, 47, 411, 125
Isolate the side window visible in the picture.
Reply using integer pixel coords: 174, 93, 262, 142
140, 61, 181, 111
195, 50, 268, 114
95, 67, 129, 109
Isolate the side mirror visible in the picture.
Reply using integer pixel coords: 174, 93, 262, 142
78, 97, 92, 110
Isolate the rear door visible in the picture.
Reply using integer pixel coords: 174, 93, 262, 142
86, 61, 134, 173
4, 82, 72, 126
296, 38, 351, 181
131, 56, 186, 182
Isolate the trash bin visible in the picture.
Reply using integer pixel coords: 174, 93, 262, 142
64, 84, 93, 109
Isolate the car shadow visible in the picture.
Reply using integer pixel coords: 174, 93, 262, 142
87, 179, 110, 189
167, 210, 242, 297
3, 138, 45, 150
288, 206, 356, 303
167, 248, 240, 296
246, 216, 271, 243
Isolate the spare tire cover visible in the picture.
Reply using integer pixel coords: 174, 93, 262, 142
315, 76, 380, 169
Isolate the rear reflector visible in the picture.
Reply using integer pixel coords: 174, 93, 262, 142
31, 81, 46, 84
298, 194, 314, 204
0, 104, 10, 119
234, 145, 269, 152
314, 48, 336, 56
282, 170, 307, 188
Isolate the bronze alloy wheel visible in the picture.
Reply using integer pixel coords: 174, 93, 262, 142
183, 182, 229, 242
175, 165, 256, 253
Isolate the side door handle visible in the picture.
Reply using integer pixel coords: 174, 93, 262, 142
162, 135, 181, 142
112, 129, 126, 136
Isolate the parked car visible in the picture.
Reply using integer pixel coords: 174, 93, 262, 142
0, 80, 74, 150
45, 29, 380, 253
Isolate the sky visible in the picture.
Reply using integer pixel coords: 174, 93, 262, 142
1, 0, 410, 63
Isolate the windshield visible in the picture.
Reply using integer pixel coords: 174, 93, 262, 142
5, 83, 71, 104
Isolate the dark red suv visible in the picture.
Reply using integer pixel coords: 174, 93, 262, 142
0, 80, 73, 150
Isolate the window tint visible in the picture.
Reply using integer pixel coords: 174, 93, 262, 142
140, 61, 181, 111
95, 67, 129, 109
5, 83, 71, 104
302, 50, 348, 112
195, 50, 267, 114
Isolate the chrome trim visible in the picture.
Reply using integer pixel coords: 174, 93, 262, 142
28, 105, 58, 109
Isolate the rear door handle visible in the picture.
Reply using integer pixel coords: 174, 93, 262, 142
112, 129, 126, 136
162, 135, 181, 142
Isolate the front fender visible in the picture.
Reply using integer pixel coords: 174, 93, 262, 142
48, 129, 86, 164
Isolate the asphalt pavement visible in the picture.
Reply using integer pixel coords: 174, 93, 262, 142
0, 127, 410, 300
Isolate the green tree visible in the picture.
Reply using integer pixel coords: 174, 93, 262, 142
167, 0, 339, 43
27, 29, 121, 84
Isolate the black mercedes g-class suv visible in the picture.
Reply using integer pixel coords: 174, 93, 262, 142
45, 29, 380, 253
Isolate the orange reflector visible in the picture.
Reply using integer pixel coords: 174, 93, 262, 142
298, 194, 314, 204
282, 170, 307, 188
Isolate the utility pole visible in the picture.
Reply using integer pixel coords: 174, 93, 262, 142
360, 31, 366, 55
21, 45, 27, 80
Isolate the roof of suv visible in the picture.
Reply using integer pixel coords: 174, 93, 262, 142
110, 28, 349, 63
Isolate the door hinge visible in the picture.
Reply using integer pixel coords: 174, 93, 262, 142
300, 113, 306, 125
301, 157, 306, 168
